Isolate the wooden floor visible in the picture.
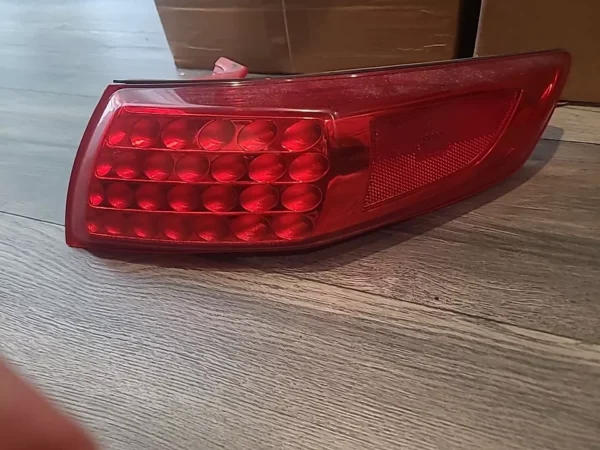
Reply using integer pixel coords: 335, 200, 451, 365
1, 1, 599, 449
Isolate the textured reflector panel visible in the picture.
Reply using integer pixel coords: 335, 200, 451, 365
364, 90, 519, 209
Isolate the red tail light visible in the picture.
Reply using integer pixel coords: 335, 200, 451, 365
66, 51, 570, 252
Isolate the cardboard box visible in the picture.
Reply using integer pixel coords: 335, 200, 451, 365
154, 0, 462, 73
475, 0, 600, 102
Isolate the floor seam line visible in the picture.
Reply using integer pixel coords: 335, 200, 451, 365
288, 273, 600, 347
0, 210, 62, 227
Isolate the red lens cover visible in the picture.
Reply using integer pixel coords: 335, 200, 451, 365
66, 51, 570, 252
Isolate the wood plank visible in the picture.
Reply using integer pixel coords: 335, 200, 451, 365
545, 106, 600, 144
0, 88, 95, 222
0, 46, 178, 97
0, 0, 180, 97
0, 213, 599, 450
0, 0, 165, 32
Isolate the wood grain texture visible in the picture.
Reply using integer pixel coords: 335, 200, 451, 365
1, 213, 599, 450
545, 106, 600, 144
0, 0, 179, 97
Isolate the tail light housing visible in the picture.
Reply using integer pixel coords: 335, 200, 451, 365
66, 51, 570, 252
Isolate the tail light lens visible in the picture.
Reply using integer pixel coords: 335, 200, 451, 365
66, 51, 570, 252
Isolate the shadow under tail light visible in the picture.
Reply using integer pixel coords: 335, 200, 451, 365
66, 50, 570, 253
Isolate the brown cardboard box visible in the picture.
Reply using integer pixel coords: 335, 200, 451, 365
154, 0, 462, 73
475, 0, 600, 102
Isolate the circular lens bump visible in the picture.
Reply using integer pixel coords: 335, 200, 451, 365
162, 119, 196, 149
162, 216, 191, 240
114, 152, 140, 179
238, 120, 277, 151
210, 154, 247, 182
103, 213, 128, 236
130, 118, 159, 148
248, 154, 286, 182
142, 152, 174, 181
202, 185, 237, 212
106, 183, 134, 209
130, 214, 157, 238
95, 150, 113, 177
195, 216, 230, 241
136, 184, 165, 211
86, 216, 103, 234
239, 185, 278, 212
107, 120, 128, 146
281, 184, 322, 212
230, 215, 271, 242
288, 153, 329, 182
175, 154, 209, 182
88, 181, 104, 206
197, 120, 235, 150
281, 120, 322, 151
271, 214, 313, 240
167, 185, 199, 211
